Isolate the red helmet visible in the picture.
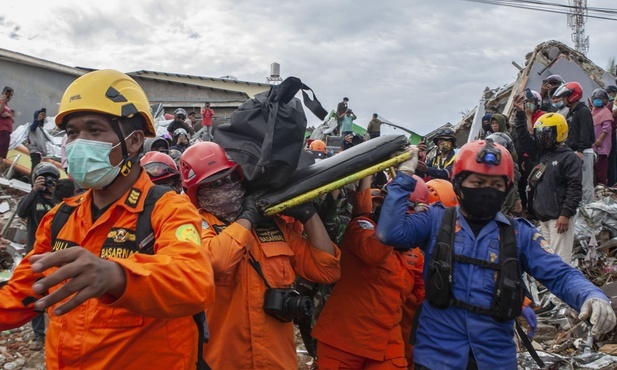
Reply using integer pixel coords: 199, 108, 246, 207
140, 151, 179, 182
381, 175, 429, 203
179, 142, 243, 205
426, 179, 458, 207
409, 175, 430, 203
451, 140, 514, 185
553, 81, 583, 104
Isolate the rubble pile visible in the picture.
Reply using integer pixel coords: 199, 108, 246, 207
0, 326, 45, 370
515, 186, 617, 369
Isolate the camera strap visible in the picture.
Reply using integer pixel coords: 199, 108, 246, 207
248, 252, 272, 289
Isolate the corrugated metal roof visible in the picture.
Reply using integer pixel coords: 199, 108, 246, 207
129, 70, 271, 87
0, 47, 85, 77
130, 74, 251, 98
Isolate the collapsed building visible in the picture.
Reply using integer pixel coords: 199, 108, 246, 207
454, 40, 616, 144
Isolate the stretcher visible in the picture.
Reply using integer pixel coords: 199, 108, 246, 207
258, 134, 410, 216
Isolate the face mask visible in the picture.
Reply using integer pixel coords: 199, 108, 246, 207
439, 142, 452, 152
66, 137, 128, 190
609, 95, 615, 102
592, 99, 604, 107
551, 101, 564, 109
458, 185, 506, 221
198, 181, 245, 223
525, 102, 537, 111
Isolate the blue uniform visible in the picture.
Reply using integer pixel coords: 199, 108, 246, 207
376, 172, 608, 370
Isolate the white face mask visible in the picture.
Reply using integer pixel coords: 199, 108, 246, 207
65, 132, 134, 190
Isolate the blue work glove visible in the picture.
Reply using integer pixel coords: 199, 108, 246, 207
521, 306, 537, 338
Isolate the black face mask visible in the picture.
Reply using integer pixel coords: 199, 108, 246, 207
458, 186, 506, 221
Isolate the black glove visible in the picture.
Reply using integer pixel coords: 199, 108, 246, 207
236, 192, 264, 227
281, 202, 317, 224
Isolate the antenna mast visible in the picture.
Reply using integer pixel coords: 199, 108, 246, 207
568, 0, 589, 54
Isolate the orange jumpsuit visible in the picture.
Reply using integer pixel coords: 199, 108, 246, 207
400, 248, 425, 367
312, 188, 419, 369
0, 171, 215, 370
200, 211, 341, 369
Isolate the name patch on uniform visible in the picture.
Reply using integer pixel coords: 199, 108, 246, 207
255, 222, 285, 243
176, 224, 200, 245
100, 246, 138, 259
52, 239, 78, 252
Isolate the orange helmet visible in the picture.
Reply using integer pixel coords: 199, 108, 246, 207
310, 139, 327, 153
426, 179, 458, 207
140, 151, 179, 182
178, 142, 243, 205
451, 140, 514, 185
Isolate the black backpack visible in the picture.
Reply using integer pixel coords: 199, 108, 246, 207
49, 185, 211, 370
214, 77, 327, 190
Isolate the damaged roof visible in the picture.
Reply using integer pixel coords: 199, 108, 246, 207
454, 40, 617, 144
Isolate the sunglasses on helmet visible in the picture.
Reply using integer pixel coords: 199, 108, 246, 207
199, 171, 242, 189
143, 162, 178, 179
435, 128, 453, 136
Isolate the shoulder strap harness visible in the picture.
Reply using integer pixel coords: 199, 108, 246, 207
425, 207, 523, 321
49, 185, 211, 370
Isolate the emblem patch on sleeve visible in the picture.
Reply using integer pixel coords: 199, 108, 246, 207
533, 233, 555, 254
176, 224, 201, 245
357, 220, 375, 230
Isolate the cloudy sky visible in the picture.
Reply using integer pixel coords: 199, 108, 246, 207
1, 0, 615, 135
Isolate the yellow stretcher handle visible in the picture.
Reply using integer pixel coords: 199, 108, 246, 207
263, 151, 412, 216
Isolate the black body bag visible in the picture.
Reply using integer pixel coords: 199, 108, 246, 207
214, 77, 327, 190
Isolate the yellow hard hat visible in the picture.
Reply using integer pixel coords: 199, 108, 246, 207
55, 69, 155, 137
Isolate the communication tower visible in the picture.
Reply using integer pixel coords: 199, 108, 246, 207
568, 0, 589, 55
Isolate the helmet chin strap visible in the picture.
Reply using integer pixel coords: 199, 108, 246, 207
100, 119, 135, 191
110, 118, 133, 176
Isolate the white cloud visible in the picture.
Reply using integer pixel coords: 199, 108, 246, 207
0, 0, 615, 134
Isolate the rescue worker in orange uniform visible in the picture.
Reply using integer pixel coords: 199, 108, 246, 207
0, 70, 215, 370
140, 150, 183, 193
312, 174, 429, 369
179, 141, 341, 370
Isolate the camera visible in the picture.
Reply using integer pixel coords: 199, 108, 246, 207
263, 288, 314, 322
41, 176, 57, 192
45, 176, 57, 188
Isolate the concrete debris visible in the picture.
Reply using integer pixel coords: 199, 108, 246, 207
0, 327, 45, 370
453, 40, 616, 146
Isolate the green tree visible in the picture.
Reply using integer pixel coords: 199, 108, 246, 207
608, 57, 617, 76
